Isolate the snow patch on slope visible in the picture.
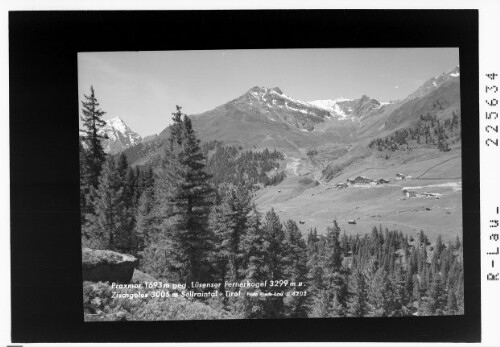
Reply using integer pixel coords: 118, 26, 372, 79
308, 98, 354, 119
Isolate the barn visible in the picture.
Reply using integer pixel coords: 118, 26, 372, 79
347, 176, 374, 185
402, 188, 417, 199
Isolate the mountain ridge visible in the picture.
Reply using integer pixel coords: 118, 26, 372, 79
118, 66, 460, 166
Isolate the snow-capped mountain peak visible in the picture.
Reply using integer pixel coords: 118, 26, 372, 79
213, 86, 334, 131
106, 116, 130, 133
98, 116, 142, 154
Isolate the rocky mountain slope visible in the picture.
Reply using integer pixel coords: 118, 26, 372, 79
405, 65, 460, 101
191, 86, 332, 132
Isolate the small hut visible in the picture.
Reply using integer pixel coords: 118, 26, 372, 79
347, 176, 374, 185
402, 188, 417, 199
396, 173, 406, 180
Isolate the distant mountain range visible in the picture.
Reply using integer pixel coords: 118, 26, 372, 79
96, 65, 460, 159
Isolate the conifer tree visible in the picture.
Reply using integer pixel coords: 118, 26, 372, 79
211, 184, 252, 284
348, 270, 370, 317
427, 272, 447, 315
112, 154, 139, 253
116, 153, 129, 181
323, 220, 349, 316
259, 208, 286, 318
135, 186, 156, 253
238, 205, 270, 318
79, 140, 88, 224
368, 267, 394, 317
306, 249, 326, 295
261, 208, 286, 279
156, 107, 214, 284
86, 158, 130, 251
282, 219, 309, 317
80, 86, 108, 191
240, 204, 265, 282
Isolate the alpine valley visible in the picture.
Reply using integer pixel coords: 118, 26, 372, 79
112, 66, 462, 241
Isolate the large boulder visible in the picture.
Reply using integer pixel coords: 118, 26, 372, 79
82, 248, 138, 283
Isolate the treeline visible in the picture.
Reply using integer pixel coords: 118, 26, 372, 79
202, 141, 286, 190
369, 111, 460, 152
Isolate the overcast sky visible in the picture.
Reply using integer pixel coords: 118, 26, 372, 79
78, 48, 459, 137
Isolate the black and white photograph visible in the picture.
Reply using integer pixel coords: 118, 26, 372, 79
79, 48, 465, 321
9, 8, 489, 344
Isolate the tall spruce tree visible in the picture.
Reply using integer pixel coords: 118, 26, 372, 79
211, 184, 252, 284
283, 219, 309, 318
258, 208, 287, 318
262, 208, 286, 280
238, 205, 270, 318
114, 154, 139, 253
158, 107, 214, 284
240, 204, 265, 282
80, 86, 108, 190
80, 86, 108, 226
323, 220, 349, 316
79, 140, 88, 224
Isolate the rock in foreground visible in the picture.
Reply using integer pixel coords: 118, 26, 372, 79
82, 248, 138, 283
